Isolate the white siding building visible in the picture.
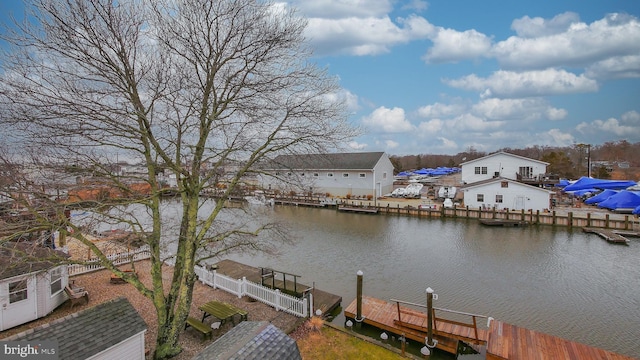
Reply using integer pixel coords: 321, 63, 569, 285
460, 152, 549, 185
259, 152, 394, 198
462, 178, 554, 211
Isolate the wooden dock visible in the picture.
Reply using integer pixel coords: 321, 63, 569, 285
486, 320, 636, 360
344, 296, 487, 355
338, 206, 379, 214
211, 259, 342, 316
582, 227, 630, 244
479, 219, 529, 227
273, 199, 327, 207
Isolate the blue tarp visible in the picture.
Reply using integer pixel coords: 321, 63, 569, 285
557, 179, 571, 187
633, 205, 640, 215
568, 189, 597, 197
563, 176, 637, 192
597, 191, 640, 210
584, 189, 618, 205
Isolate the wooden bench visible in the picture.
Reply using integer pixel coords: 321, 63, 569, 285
64, 285, 89, 309
185, 316, 213, 340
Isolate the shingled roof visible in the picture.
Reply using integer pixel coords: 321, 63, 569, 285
4, 297, 147, 360
0, 241, 70, 280
192, 321, 301, 360
264, 152, 385, 171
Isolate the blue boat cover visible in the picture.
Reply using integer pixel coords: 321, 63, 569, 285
597, 190, 640, 210
633, 205, 640, 215
584, 189, 618, 205
563, 176, 637, 191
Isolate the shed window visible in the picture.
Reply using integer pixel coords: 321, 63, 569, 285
481, 167, 487, 174
313, 173, 319, 177
327, 173, 334, 177
496, 195, 503, 203
359, 173, 366, 178
475, 166, 480, 174
9, 279, 28, 303
342, 173, 349, 178
51, 267, 63, 295
501, 181, 508, 188
477, 194, 484, 202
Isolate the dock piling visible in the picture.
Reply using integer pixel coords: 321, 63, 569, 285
356, 270, 364, 328
426, 287, 438, 350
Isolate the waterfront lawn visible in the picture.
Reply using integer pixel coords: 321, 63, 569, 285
296, 326, 406, 360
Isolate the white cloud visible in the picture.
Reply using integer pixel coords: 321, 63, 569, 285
417, 102, 466, 118
423, 28, 492, 63
493, 13, 640, 69
416, 118, 444, 134
445, 69, 598, 98
471, 98, 567, 121
385, 139, 399, 149
401, 0, 428, 12
287, 0, 393, 18
306, 15, 434, 56
511, 12, 581, 38
449, 113, 504, 132
585, 55, 640, 79
348, 141, 368, 150
361, 106, 414, 133
545, 129, 575, 146
576, 111, 640, 141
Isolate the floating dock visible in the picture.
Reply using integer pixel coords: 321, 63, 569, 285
479, 219, 529, 227
582, 227, 630, 244
211, 259, 342, 316
338, 206, 379, 214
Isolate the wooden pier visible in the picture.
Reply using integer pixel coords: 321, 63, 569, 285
486, 320, 636, 360
344, 296, 487, 355
338, 205, 379, 214
479, 219, 529, 227
273, 199, 327, 207
210, 259, 342, 316
582, 227, 630, 244
345, 295, 635, 359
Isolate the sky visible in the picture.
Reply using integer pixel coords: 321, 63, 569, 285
1, 1, 639, 156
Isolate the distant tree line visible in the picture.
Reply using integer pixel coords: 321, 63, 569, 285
390, 140, 640, 180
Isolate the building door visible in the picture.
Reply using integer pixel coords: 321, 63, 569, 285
1, 275, 37, 330
514, 196, 526, 210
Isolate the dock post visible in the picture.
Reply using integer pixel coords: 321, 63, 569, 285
355, 270, 364, 328
425, 287, 438, 351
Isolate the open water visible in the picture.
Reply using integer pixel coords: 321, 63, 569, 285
226, 205, 640, 358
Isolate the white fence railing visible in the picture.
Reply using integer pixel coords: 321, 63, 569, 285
67, 245, 152, 276
194, 265, 311, 318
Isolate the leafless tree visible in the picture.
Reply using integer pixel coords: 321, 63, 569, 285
0, 0, 355, 358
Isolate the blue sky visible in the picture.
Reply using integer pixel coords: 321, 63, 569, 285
2, 1, 639, 155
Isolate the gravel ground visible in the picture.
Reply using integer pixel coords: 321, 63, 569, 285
0, 260, 304, 359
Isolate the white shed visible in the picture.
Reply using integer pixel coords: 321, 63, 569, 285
0, 242, 70, 331
460, 152, 549, 185
258, 152, 394, 198
462, 178, 554, 211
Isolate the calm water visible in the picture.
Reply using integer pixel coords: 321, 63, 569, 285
226, 205, 640, 358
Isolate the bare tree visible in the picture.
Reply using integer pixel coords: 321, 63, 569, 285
0, 0, 355, 358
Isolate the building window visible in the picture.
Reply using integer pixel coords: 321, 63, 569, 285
9, 279, 28, 303
50, 267, 62, 295
327, 173, 334, 177
313, 173, 319, 177
475, 166, 480, 174
481, 167, 487, 174
300, 173, 305, 177
519, 166, 533, 178
359, 173, 366, 178
342, 173, 349, 178
477, 194, 484, 202
383, 172, 387, 179
287, 172, 292, 176
501, 181, 508, 188
496, 195, 503, 203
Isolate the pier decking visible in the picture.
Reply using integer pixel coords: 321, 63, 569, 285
582, 227, 631, 244
211, 259, 342, 316
486, 320, 636, 360
345, 295, 635, 359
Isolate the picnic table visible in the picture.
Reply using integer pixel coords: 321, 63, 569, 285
199, 300, 248, 326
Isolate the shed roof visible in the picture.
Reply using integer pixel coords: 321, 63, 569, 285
460, 151, 549, 166
461, 177, 554, 193
4, 297, 147, 360
192, 321, 301, 360
0, 241, 70, 280
264, 152, 386, 171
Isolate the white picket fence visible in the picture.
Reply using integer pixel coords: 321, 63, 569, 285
67, 248, 311, 318
67, 245, 152, 276
194, 265, 311, 318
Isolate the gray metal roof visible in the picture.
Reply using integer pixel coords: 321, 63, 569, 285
264, 152, 386, 171
0, 241, 70, 280
192, 321, 301, 360
5, 297, 147, 360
